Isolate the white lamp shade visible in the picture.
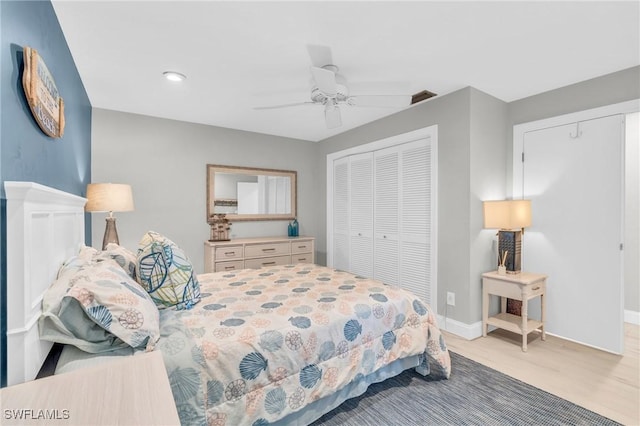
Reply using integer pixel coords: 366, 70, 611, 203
483, 200, 531, 229
85, 183, 134, 212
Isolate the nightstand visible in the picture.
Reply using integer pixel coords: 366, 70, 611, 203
482, 271, 547, 352
0, 351, 180, 425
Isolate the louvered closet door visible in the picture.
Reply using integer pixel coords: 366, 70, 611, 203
374, 149, 400, 285
349, 153, 374, 277
332, 157, 350, 271
399, 140, 431, 303
373, 139, 431, 301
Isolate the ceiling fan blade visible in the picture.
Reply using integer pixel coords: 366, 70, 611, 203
324, 101, 342, 128
348, 95, 411, 108
253, 102, 315, 110
307, 44, 333, 68
311, 66, 337, 96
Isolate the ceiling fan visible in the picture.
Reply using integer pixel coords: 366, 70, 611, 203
254, 45, 425, 129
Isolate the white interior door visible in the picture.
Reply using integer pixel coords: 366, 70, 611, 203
522, 114, 624, 353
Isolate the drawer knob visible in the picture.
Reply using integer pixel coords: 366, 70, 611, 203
262, 261, 276, 266
262, 248, 276, 252
225, 266, 235, 270
533, 286, 540, 291
225, 251, 236, 256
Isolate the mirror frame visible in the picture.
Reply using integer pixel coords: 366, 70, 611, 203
207, 164, 297, 222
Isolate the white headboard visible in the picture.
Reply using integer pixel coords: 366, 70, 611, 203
4, 182, 86, 386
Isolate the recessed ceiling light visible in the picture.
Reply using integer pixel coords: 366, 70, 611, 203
163, 71, 186, 82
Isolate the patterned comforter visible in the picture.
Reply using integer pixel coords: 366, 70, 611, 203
158, 264, 451, 425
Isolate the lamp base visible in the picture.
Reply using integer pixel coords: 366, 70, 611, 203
102, 217, 120, 250
498, 230, 522, 273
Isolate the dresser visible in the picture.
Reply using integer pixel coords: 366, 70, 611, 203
204, 236, 315, 273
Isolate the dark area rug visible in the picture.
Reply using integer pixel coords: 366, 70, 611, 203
311, 351, 620, 426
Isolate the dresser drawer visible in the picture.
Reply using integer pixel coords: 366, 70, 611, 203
215, 245, 244, 260
291, 240, 314, 254
291, 253, 313, 263
245, 255, 290, 269
245, 242, 290, 258
214, 260, 244, 272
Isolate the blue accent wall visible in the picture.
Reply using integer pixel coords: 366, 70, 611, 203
0, 0, 92, 387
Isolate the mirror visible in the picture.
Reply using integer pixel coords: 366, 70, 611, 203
207, 164, 297, 222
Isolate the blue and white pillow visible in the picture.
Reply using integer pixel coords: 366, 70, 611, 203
40, 259, 160, 352
136, 231, 201, 310
96, 243, 138, 280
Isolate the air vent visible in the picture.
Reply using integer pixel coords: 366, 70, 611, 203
411, 90, 437, 105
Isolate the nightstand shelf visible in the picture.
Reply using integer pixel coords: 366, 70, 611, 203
487, 312, 543, 336
482, 271, 547, 352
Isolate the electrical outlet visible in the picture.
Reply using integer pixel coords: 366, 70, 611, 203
447, 292, 455, 306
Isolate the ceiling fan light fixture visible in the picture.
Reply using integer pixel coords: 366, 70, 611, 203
324, 100, 342, 129
255, 45, 414, 129
163, 71, 187, 82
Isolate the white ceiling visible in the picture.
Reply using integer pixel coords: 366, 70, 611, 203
51, 1, 639, 142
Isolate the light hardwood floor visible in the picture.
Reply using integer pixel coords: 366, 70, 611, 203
443, 323, 640, 425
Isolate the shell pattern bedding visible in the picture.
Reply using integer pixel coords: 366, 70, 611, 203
159, 263, 451, 425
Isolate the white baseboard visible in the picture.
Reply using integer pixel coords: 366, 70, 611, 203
436, 315, 483, 340
625, 310, 640, 325
437, 311, 638, 342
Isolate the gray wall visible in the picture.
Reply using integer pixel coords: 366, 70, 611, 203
315, 87, 501, 324
92, 66, 639, 328
507, 66, 640, 194
508, 66, 640, 313
91, 109, 316, 274
468, 89, 509, 322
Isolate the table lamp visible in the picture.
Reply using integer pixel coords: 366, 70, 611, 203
85, 183, 134, 250
483, 200, 531, 274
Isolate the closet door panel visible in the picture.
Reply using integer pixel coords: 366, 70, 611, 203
373, 148, 400, 283
333, 234, 350, 272
351, 236, 374, 277
401, 143, 430, 242
349, 153, 374, 277
350, 153, 374, 235
374, 151, 399, 238
332, 158, 350, 270
328, 130, 436, 312
401, 241, 430, 302
399, 140, 432, 304
375, 238, 399, 286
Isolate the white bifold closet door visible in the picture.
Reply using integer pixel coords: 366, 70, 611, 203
522, 114, 624, 354
350, 153, 374, 277
374, 148, 400, 285
332, 157, 350, 272
332, 138, 432, 304
398, 141, 432, 302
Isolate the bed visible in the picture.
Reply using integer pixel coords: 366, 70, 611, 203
5, 181, 451, 426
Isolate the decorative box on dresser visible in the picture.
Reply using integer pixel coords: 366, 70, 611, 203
204, 236, 315, 273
